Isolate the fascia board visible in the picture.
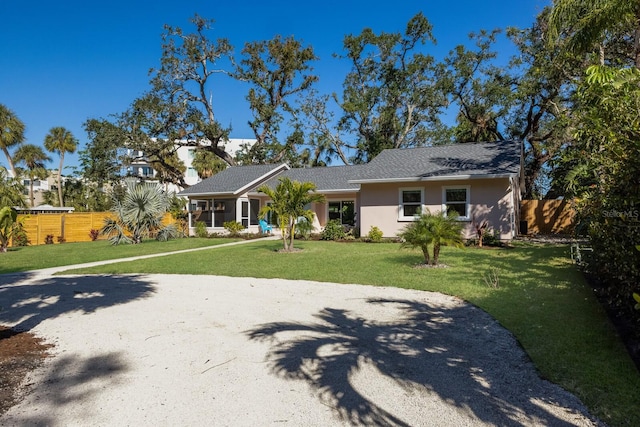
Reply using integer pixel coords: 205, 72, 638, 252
232, 164, 290, 196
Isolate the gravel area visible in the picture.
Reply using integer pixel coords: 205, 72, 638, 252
0, 268, 603, 426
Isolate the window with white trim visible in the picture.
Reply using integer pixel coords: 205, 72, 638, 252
399, 188, 424, 221
442, 186, 470, 220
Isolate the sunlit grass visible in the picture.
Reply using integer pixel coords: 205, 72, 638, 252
0, 237, 238, 274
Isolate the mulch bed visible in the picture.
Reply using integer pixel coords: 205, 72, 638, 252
0, 326, 53, 416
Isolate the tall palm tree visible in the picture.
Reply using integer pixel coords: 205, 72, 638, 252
43, 126, 78, 207
547, 0, 640, 67
0, 104, 25, 178
101, 182, 178, 244
258, 177, 326, 252
13, 144, 51, 207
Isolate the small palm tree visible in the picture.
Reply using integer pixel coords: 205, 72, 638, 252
430, 212, 465, 265
398, 210, 464, 266
101, 182, 178, 244
13, 144, 51, 207
44, 126, 78, 207
258, 177, 326, 252
0, 104, 25, 179
0, 206, 18, 253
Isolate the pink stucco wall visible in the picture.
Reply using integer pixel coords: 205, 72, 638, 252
359, 178, 518, 240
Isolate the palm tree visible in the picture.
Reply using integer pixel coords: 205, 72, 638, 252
101, 182, 178, 244
43, 126, 78, 207
191, 149, 227, 179
258, 177, 326, 252
398, 210, 464, 265
429, 212, 465, 265
547, 0, 640, 67
13, 144, 51, 207
0, 104, 25, 178
0, 206, 18, 253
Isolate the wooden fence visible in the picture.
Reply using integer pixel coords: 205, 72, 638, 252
520, 199, 575, 235
14, 212, 174, 246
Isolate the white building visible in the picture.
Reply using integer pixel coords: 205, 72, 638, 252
123, 138, 256, 192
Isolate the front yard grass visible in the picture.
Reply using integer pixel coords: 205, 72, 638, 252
8, 239, 640, 426
0, 238, 237, 274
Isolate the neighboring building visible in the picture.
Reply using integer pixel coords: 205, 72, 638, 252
178, 141, 524, 240
122, 139, 257, 190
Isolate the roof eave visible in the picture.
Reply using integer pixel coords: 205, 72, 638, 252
349, 172, 518, 184
180, 192, 235, 198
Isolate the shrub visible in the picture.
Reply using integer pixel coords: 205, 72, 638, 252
367, 226, 383, 242
44, 234, 54, 245
11, 227, 29, 247
194, 221, 209, 238
89, 229, 100, 241
223, 221, 245, 236
295, 217, 314, 240
57, 236, 66, 244
321, 220, 346, 241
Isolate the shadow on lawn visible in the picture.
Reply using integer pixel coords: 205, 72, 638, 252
246, 297, 595, 426
0, 274, 155, 332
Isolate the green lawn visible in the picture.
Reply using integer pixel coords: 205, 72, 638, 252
4, 239, 640, 426
0, 238, 237, 274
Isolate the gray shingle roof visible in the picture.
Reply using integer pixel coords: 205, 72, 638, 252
261, 165, 366, 192
350, 141, 522, 183
178, 141, 521, 197
178, 163, 288, 196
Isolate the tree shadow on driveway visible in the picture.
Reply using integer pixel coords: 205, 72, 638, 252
2, 351, 129, 425
0, 274, 155, 332
246, 298, 599, 426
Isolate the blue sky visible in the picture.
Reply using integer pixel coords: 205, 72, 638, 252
0, 0, 550, 173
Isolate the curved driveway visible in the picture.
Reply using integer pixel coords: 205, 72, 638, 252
0, 239, 602, 426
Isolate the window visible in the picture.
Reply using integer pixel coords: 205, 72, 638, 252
250, 199, 259, 226
187, 167, 198, 178
188, 149, 196, 159
328, 200, 355, 226
213, 198, 235, 227
399, 188, 424, 221
442, 186, 470, 220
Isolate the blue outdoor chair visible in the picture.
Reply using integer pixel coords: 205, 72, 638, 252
259, 219, 273, 235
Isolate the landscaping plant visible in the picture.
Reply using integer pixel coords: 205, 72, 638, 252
0, 206, 18, 253
321, 219, 346, 241
223, 221, 245, 236
398, 210, 464, 265
367, 226, 384, 242
258, 177, 325, 252
101, 182, 179, 245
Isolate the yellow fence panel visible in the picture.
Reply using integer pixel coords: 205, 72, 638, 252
520, 199, 575, 235
13, 212, 174, 246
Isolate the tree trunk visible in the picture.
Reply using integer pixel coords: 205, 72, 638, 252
289, 222, 296, 251
421, 245, 431, 265
433, 242, 441, 265
1, 147, 17, 179
58, 153, 65, 207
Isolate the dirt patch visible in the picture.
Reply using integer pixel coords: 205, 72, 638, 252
0, 326, 52, 415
